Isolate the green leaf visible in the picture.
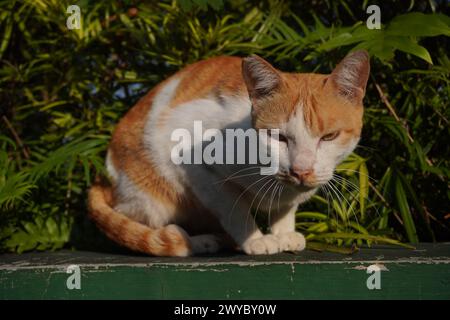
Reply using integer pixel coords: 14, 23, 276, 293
296, 211, 328, 220
306, 222, 329, 233
387, 13, 450, 37
391, 37, 433, 64
310, 232, 415, 249
306, 242, 358, 254
359, 162, 369, 219
45, 217, 58, 237
394, 176, 419, 244
0, 171, 35, 210
0, 16, 13, 59
396, 171, 435, 241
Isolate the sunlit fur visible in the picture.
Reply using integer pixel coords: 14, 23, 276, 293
88, 51, 370, 256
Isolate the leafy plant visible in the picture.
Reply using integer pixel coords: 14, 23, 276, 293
2, 216, 71, 253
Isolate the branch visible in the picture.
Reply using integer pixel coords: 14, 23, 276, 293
374, 82, 433, 167
2, 115, 30, 159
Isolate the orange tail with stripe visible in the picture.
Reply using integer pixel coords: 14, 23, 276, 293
87, 178, 192, 257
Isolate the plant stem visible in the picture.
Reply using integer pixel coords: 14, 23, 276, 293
2, 115, 30, 159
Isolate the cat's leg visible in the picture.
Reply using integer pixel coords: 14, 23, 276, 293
113, 171, 226, 255
187, 171, 283, 255
212, 193, 283, 255
114, 202, 225, 255
269, 205, 306, 252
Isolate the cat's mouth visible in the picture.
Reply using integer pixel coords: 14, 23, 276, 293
275, 171, 319, 189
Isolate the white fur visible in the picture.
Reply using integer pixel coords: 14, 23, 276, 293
280, 103, 359, 187
150, 93, 253, 184
106, 150, 119, 183
113, 171, 177, 228
143, 77, 184, 193
283, 105, 318, 175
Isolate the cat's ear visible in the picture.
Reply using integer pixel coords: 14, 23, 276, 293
242, 55, 282, 102
330, 50, 370, 103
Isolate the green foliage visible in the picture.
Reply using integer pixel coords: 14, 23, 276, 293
177, 0, 224, 12
0, 0, 449, 253
2, 216, 71, 253
261, 10, 450, 64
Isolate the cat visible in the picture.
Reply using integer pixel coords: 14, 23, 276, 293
88, 50, 370, 256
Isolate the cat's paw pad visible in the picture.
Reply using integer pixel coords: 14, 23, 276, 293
276, 232, 306, 252
190, 234, 221, 254
242, 235, 281, 255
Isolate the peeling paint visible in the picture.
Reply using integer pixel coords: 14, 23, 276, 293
0, 257, 450, 272
1, 257, 449, 272
290, 263, 295, 282
349, 263, 390, 271
173, 268, 229, 272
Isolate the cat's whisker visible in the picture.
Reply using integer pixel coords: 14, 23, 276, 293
274, 184, 284, 231
332, 173, 360, 192
334, 168, 378, 183
245, 177, 275, 233
332, 172, 357, 183
333, 173, 382, 219
326, 181, 347, 225
324, 181, 347, 228
332, 175, 361, 207
355, 144, 377, 152
228, 175, 271, 228
332, 176, 381, 234
216, 172, 265, 188
252, 179, 278, 233
329, 179, 360, 229
325, 184, 336, 225
267, 182, 280, 230
268, 181, 282, 229
214, 166, 263, 185
320, 184, 332, 220
331, 175, 361, 200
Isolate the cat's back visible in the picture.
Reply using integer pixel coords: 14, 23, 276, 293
168, 55, 247, 107
109, 55, 248, 158
107, 56, 248, 197
115, 55, 246, 127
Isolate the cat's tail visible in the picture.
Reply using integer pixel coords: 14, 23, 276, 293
87, 177, 192, 257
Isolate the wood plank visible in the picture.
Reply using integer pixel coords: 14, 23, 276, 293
1, 243, 449, 299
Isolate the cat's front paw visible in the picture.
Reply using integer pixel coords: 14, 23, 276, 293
276, 232, 306, 252
242, 235, 281, 255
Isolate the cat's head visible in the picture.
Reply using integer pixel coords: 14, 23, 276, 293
242, 50, 370, 189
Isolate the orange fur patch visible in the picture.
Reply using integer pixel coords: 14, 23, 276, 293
170, 56, 246, 107
108, 83, 182, 205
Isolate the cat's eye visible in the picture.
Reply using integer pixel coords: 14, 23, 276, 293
321, 131, 340, 141
278, 134, 288, 144
267, 130, 288, 144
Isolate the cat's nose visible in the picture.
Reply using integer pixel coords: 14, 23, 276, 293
290, 167, 313, 182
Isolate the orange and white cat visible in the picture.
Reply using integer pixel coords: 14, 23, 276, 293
88, 50, 370, 256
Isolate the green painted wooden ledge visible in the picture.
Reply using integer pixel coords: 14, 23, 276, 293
1, 243, 449, 299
